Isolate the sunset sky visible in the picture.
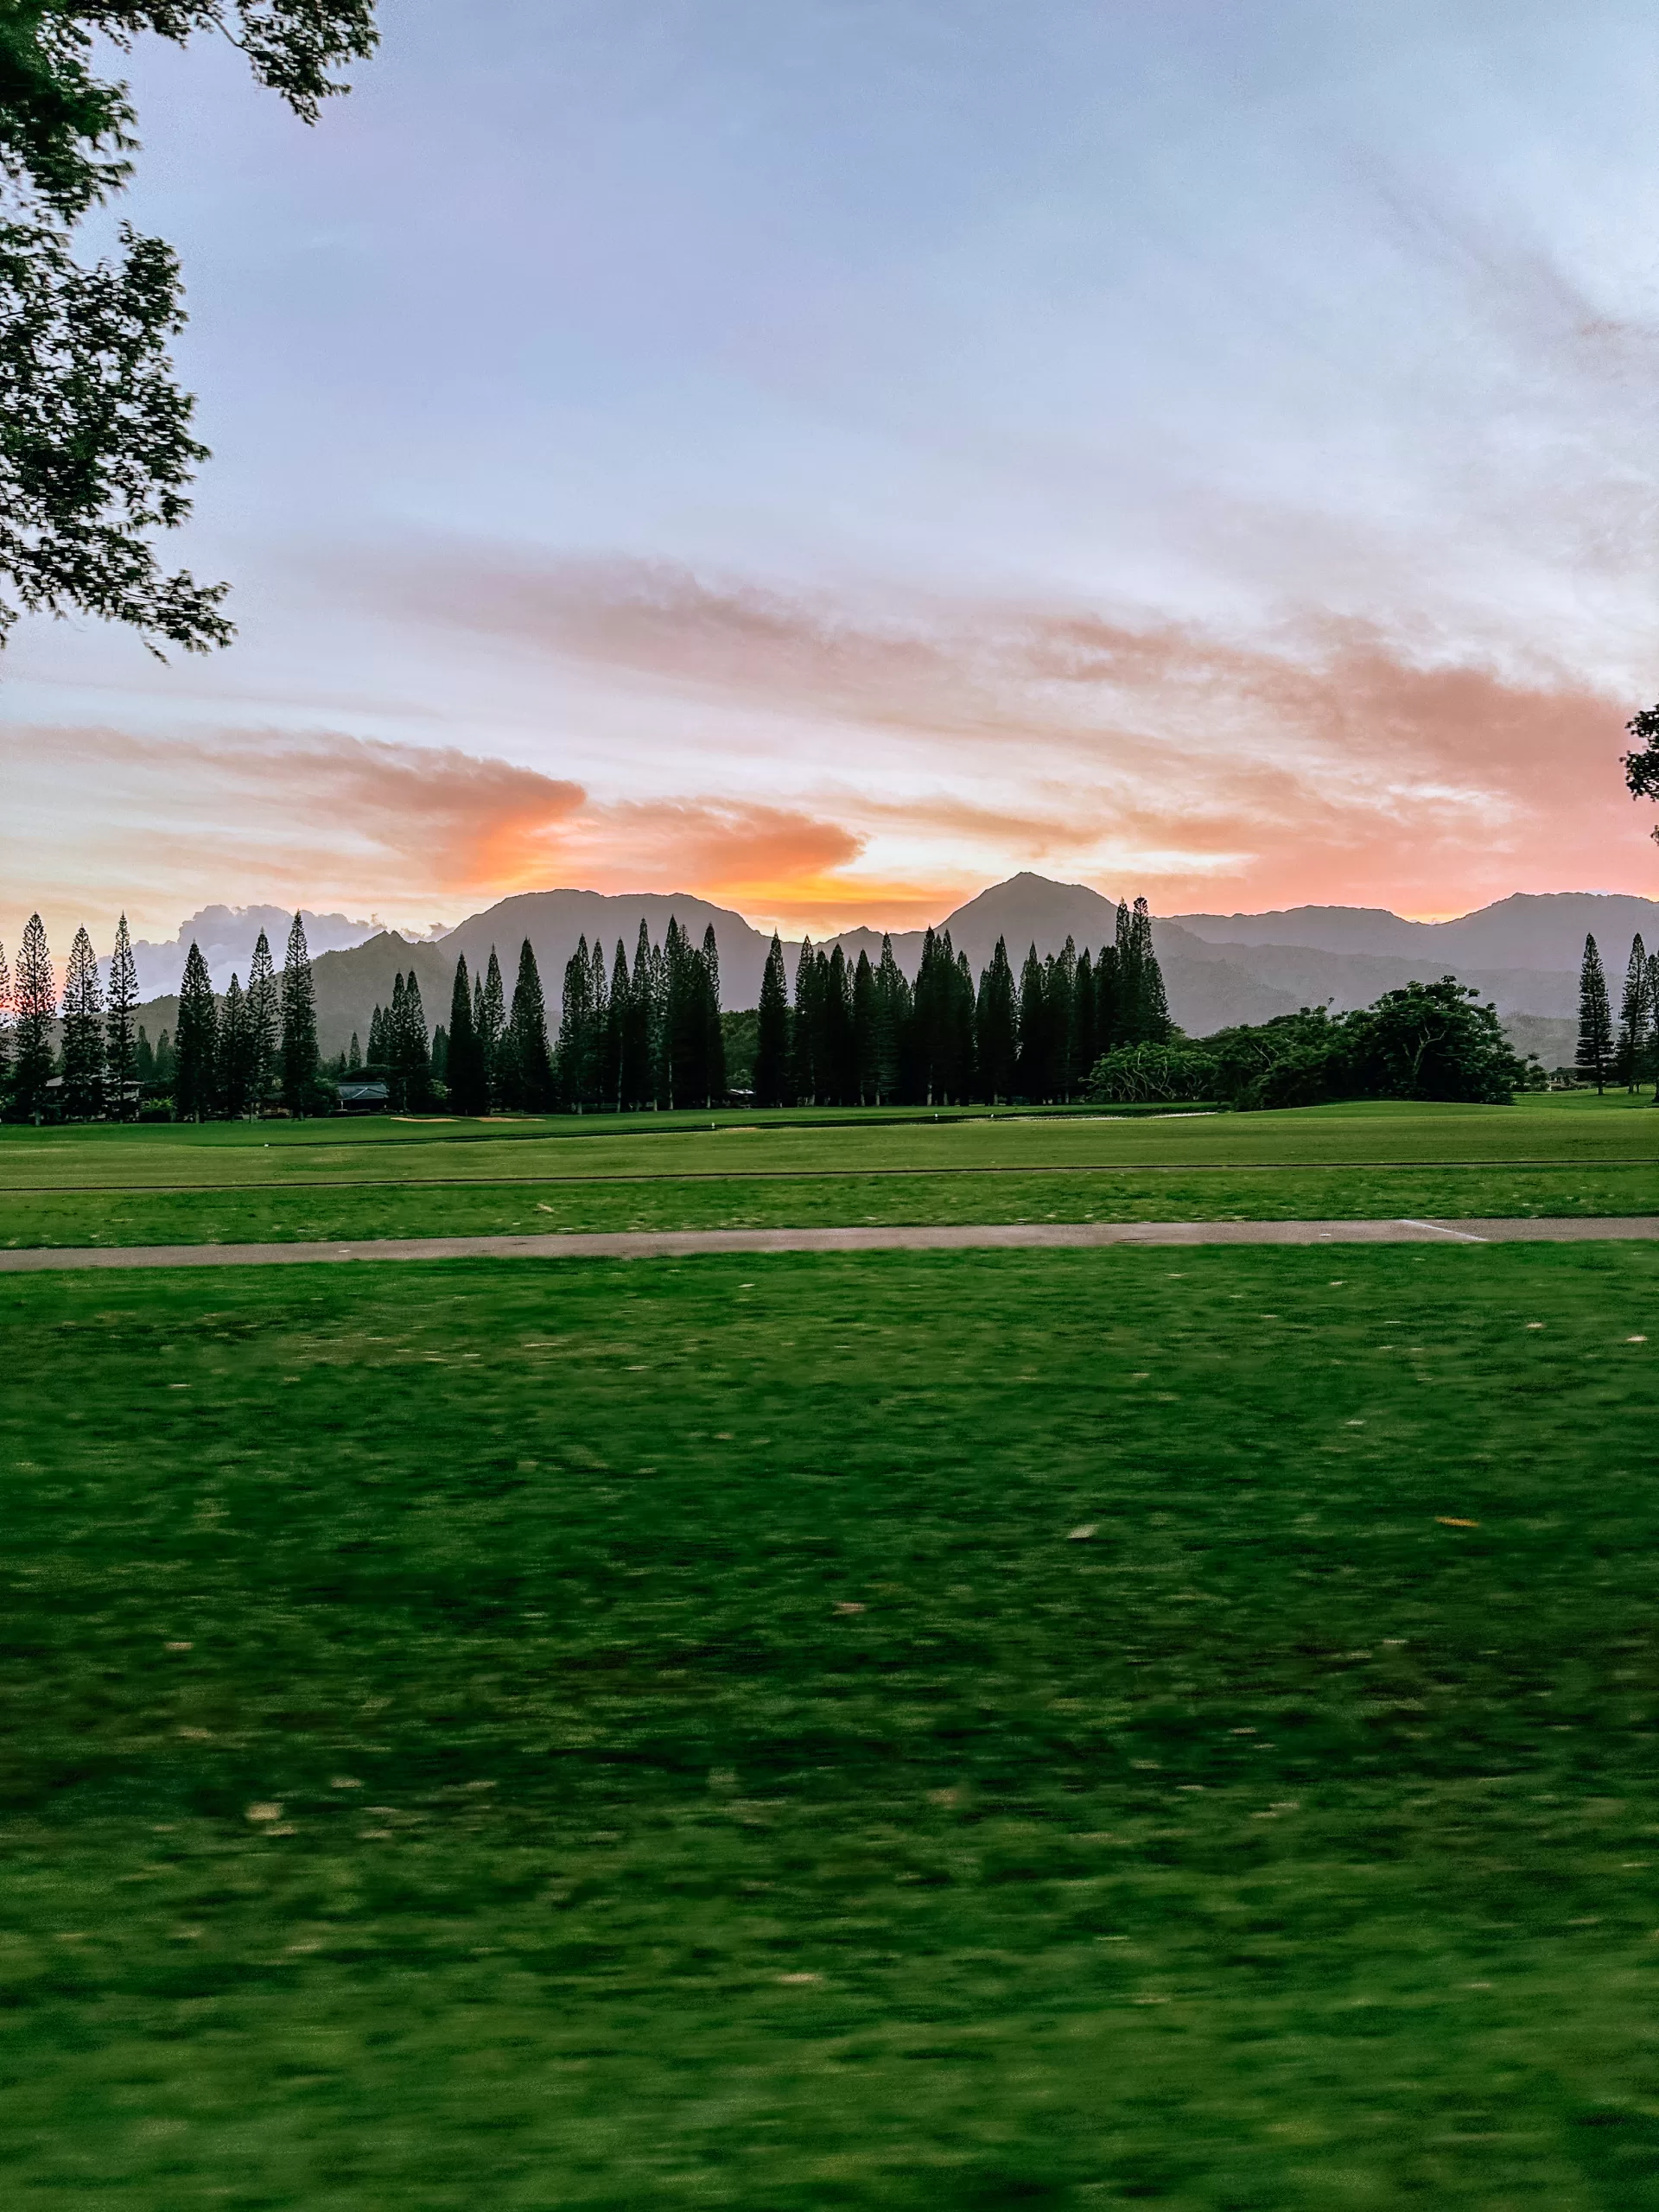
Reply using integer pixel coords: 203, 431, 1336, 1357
6, 0, 1659, 949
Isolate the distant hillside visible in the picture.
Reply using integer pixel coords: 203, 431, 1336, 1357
124, 874, 1659, 1061
111, 904, 381, 997
1176, 891, 1659, 970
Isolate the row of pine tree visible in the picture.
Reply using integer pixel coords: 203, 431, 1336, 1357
0, 894, 1172, 1119
0, 912, 321, 1121
1577, 931, 1656, 1092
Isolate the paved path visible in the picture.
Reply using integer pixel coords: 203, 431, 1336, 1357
3, 1217, 1659, 1271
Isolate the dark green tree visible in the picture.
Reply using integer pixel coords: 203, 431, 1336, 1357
851, 947, 877, 1105
621, 923, 653, 1110
134, 1022, 154, 1084
174, 939, 217, 1119
346, 1030, 361, 1073
1616, 935, 1649, 1091
279, 910, 319, 1114
600, 938, 629, 1110
105, 911, 137, 1116
392, 969, 431, 1110
1047, 937, 1077, 1096
153, 1026, 175, 1085
507, 938, 553, 1111
1016, 942, 1048, 1100
11, 910, 54, 1117
1577, 933, 1612, 1093
0, 937, 10, 1091
789, 935, 818, 1105
1071, 946, 1096, 1090
480, 946, 505, 1103
873, 935, 906, 1104
245, 927, 276, 1105
217, 971, 253, 1116
558, 934, 598, 1109
446, 953, 487, 1115
59, 922, 104, 1116
701, 925, 726, 1107
0, 3, 378, 656
755, 930, 789, 1105
429, 1024, 448, 1083
976, 935, 1018, 1103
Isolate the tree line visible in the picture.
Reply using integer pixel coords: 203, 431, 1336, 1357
1577, 931, 1656, 1095
0, 911, 322, 1122
0, 894, 1172, 1120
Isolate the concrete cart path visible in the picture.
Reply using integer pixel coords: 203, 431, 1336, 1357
3, 1217, 1659, 1270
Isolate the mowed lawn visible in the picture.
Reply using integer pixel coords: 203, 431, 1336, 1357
6, 1245, 1659, 2206
1, 1093, 1656, 1247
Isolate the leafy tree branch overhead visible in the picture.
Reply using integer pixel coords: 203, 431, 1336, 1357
0, 2, 378, 654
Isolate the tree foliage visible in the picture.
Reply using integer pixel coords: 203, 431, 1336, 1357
1183, 979, 1529, 1112
0, 3, 378, 652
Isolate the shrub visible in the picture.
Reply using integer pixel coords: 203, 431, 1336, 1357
1087, 1039, 1215, 1103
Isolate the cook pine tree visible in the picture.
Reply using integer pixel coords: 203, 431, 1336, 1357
106, 913, 138, 1116
12, 912, 54, 1118
218, 974, 254, 1116
0, 938, 11, 1090
247, 930, 277, 1107
446, 954, 487, 1116
1577, 932, 1613, 1093
506, 938, 552, 1109
1616, 935, 1649, 1091
60, 925, 105, 1116
281, 912, 319, 1113
174, 942, 218, 1120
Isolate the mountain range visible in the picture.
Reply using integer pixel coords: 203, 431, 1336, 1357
124, 875, 1659, 1070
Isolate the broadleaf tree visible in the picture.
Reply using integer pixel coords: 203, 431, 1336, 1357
0, 3, 378, 655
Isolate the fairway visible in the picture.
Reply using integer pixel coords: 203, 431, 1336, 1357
7, 1243, 1659, 2206
2, 1093, 1656, 1249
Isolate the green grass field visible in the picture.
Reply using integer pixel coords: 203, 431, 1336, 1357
7, 1239, 1659, 2205
2, 1092, 1656, 1247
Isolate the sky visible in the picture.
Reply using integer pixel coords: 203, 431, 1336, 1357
6, 0, 1659, 953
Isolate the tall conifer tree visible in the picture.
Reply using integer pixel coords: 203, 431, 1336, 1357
601, 938, 630, 1111
619, 922, 652, 1109
790, 936, 818, 1104
480, 948, 506, 1103
976, 936, 1018, 1103
1017, 943, 1048, 1101
507, 938, 553, 1110
218, 974, 253, 1116
280, 914, 318, 1115
175, 942, 219, 1121
701, 924, 726, 1107
1134, 898, 1172, 1043
1616, 935, 1649, 1090
386, 975, 408, 1106
559, 935, 596, 1109
60, 925, 105, 1117
12, 912, 54, 1119
135, 1025, 155, 1084
246, 930, 277, 1107
397, 971, 433, 1110
852, 948, 877, 1105
0, 938, 13, 1090
1577, 933, 1613, 1092
447, 954, 487, 1114
105, 913, 138, 1118
1071, 947, 1096, 1089
755, 931, 790, 1106
874, 935, 906, 1104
